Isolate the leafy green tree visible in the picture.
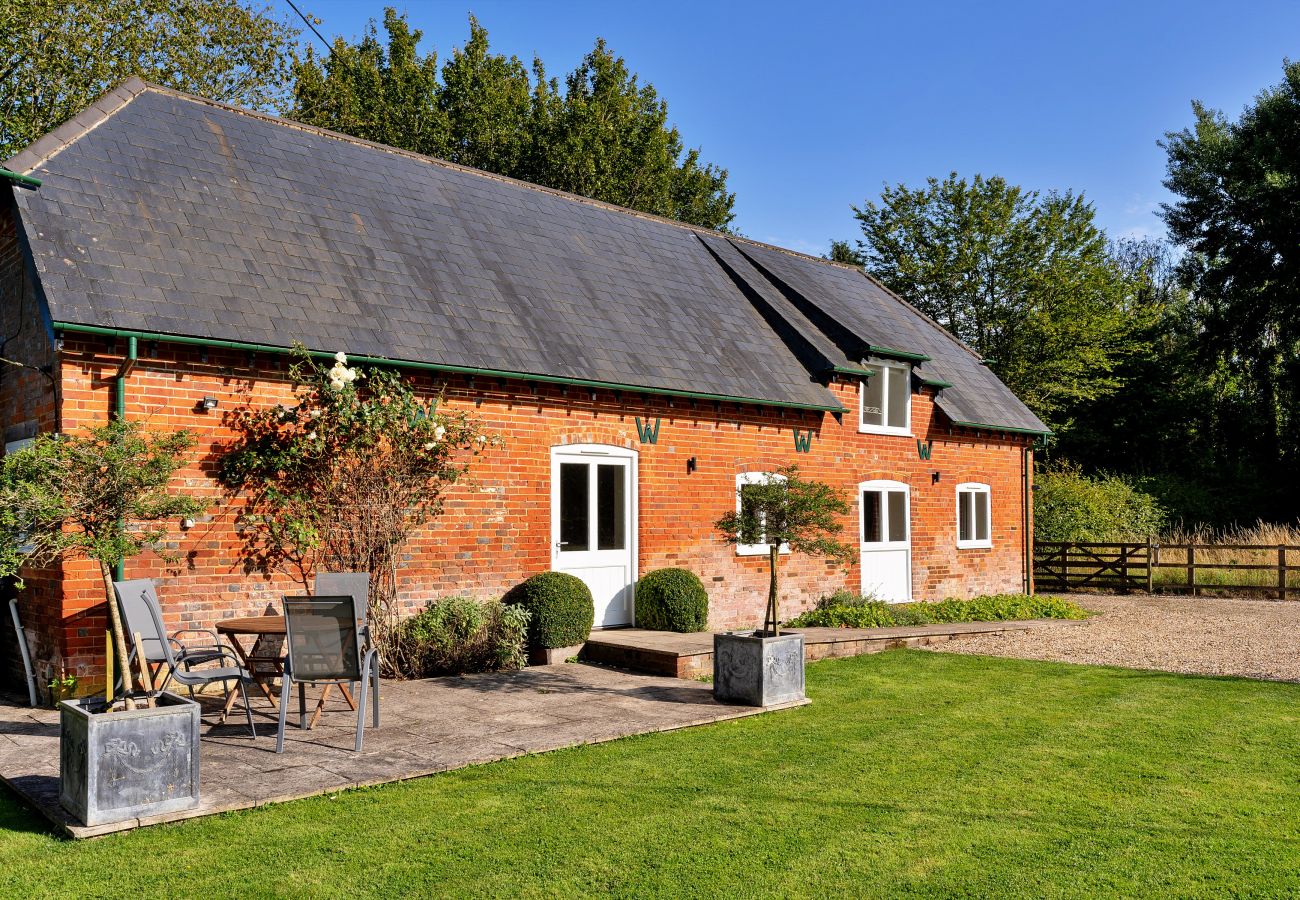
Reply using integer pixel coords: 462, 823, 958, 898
714, 467, 853, 635
0, 0, 299, 159
289, 10, 735, 230
1161, 59, 1300, 515
218, 348, 499, 674
838, 173, 1151, 430
0, 421, 201, 707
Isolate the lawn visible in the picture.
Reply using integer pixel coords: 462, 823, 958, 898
1, 651, 1296, 898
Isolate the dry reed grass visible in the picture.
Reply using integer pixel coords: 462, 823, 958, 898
1153, 521, 1300, 593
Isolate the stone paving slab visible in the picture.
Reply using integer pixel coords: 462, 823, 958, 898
0, 663, 803, 839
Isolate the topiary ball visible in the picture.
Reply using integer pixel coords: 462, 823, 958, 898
508, 571, 595, 649
635, 568, 709, 632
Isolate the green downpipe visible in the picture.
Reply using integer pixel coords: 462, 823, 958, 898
112, 336, 136, 581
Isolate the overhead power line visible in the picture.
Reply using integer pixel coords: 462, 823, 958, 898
285, 0, 332, 54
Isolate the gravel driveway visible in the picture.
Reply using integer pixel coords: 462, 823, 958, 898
931, 594, 1300, 682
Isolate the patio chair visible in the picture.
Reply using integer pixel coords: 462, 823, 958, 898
276, 594, 379, 753
112, 579, 257, 737
113, 579, 235, 694
314, 572, 374, 709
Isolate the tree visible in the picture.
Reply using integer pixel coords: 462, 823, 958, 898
218, 348, 498, 674
0, 421, 201, 708
0, 0, 299, 160
1161, 59, 1300, 516
714, 467, 853, 635
289, 10, 735, 230
838, 173, 1152, 431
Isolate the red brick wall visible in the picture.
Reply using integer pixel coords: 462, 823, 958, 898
0, 193, 63, 693
38, 334, 1034, 685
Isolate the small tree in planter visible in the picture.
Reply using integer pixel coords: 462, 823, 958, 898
0, 421, 201, 708
219, 347, 499, 675
712, 466, 852, 706
0, 421, 204, 826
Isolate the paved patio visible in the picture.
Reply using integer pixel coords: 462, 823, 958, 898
0, 663, 805, 838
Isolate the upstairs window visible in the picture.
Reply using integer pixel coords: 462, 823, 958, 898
859, 362, 911, 436
956, 483, 992, 549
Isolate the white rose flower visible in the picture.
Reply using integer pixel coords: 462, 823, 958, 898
423, 441, 435, 450
310, 409, 322, 418
335, 351, 348, 363
434, 425, 446, 440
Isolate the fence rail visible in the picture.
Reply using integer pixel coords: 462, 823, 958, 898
1033, 541, 1300, 600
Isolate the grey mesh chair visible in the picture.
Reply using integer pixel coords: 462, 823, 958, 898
276, 594, 379, 753
314, 572, 373, 707
113, 579, 257, 737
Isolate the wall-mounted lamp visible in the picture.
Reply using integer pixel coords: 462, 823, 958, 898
201, 396, 219, 411
931, 470, 941, 484
180, 517, 195, 530
686, 456, 697, 474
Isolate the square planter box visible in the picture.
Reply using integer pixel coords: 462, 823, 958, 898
713, 631, 806, 707
60, 691, 201, 827
529, 644, 584, 666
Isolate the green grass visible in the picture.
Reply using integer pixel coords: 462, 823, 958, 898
2, 651, 1297, 898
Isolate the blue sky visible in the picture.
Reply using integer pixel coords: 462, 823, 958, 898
285, 1, 1298, 256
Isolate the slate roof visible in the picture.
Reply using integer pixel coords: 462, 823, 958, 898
5, 79, 1048, 432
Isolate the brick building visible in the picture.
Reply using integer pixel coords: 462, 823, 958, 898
1, 80, 1047, 687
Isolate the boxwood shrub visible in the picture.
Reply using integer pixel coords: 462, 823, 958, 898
635, 568, 709, 632
507, 571, 595, 649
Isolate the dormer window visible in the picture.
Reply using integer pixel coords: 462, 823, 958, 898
859, 362, 911, 436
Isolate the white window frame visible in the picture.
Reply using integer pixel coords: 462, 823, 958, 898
734, 471, 790, 557
956, 482, 993, 549
858, 362, 912, 436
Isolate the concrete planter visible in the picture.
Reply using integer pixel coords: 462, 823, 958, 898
713, 631, 805, 707
59, 692, 201, 826
529, 644, 584, 666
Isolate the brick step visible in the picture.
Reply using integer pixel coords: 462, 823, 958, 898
580, 619, 1081, 679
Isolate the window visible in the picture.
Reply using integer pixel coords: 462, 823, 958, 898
735, 472, 790, 556
956, 483, 992, 548
859, 363, 911, 435
860, 481, 909, 546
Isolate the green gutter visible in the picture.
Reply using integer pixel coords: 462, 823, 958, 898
54, 322, 846, 414
867, 344, 931, 363
919, 378, 953, 389
0, 167, 41, 189
949, 419, 1052, 437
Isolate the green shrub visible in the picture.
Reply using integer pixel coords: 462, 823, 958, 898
396, 596, 529, 677
814, 588, 874, 610
507, 571, 595, 649
787, 593, 1088, 628
635, 568, 709, 632
1034, 463, 1166, 542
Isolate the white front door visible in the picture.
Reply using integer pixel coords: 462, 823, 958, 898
859, 480, 912, 602
551, 445, 637, 628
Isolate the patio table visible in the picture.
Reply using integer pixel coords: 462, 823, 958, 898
216, 615, 357, 728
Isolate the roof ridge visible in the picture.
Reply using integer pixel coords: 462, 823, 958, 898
5, 77, 875, 278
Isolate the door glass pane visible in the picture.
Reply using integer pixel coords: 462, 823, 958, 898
861, 377, 884, 426
597, 464, 626, 550
886, 367, 909, 428
975, 491, 990, 542
958, 491, 972, 542
559, 462, 589, 551
862, 490, 882, 543
887, 491, 907, 542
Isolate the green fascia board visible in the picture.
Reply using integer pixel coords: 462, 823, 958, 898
828, 365, 877, 379
949, 418, 1052, 437
53, 321, 846, 414
866, 344, 931, 363
1, 167, 42, 189
919, 377, 953, 389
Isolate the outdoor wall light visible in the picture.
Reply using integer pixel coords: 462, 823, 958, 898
931, 470, 941, 484
687, 456, 697, 474
201, 396, 219, 411
180, 517, 195, 530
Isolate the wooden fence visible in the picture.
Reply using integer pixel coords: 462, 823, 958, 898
1033, 541, 1300, 600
